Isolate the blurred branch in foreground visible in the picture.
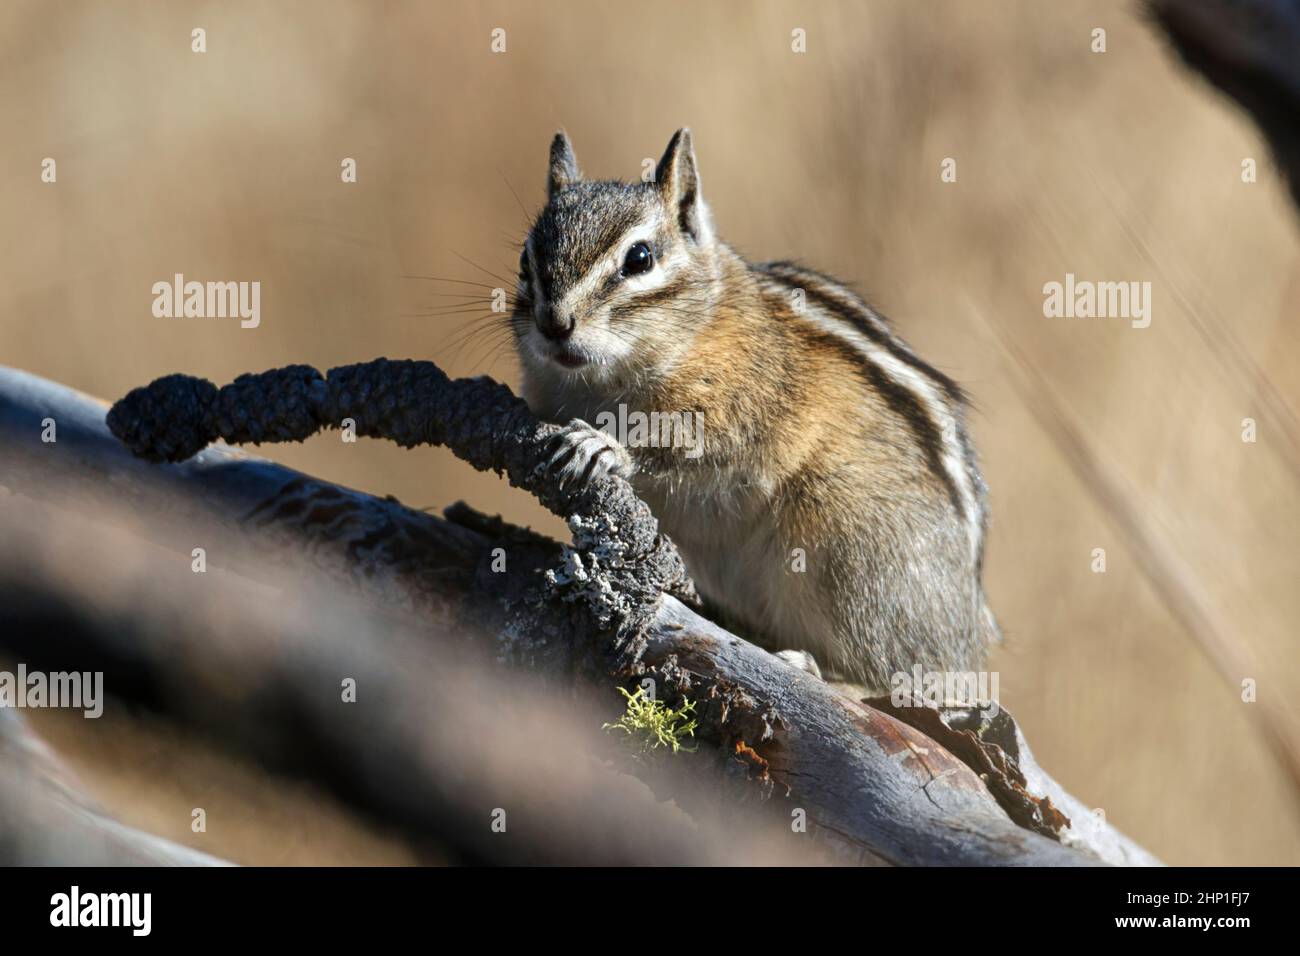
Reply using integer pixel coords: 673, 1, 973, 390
0, 364, 1157, 865
0, 497, 806, 866
0, 709, 229, 866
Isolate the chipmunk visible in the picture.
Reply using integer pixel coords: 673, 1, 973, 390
513, 129, 997, 691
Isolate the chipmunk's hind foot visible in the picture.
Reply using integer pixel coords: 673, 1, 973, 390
774, 649, 823, 680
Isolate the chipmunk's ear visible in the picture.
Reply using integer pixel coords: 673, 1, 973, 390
654, 128, 712, 244
547, 130, 581, 199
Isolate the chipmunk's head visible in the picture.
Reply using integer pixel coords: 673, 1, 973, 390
513, 129, 718, 384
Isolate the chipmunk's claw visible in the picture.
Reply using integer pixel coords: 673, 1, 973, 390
544, 419, 633, 489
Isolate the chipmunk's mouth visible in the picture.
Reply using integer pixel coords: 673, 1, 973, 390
526, 327, 625, 373
550, 348, 590, 369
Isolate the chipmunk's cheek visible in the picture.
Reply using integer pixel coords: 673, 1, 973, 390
582, 334, 633, 369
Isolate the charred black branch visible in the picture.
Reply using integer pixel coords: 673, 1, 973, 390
106, 358, 696, 668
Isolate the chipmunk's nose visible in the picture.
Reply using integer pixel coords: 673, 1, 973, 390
537, 307, 576, 342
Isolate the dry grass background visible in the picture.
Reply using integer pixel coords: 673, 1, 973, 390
2, 0, 1298, 865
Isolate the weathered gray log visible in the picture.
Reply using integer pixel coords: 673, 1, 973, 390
0, 364, 1158, 865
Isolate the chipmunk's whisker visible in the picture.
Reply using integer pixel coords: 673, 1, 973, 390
438, 318, 517, 370
414, 291, 511, 301
400, 274, 503, 290
405, 304, 518, 319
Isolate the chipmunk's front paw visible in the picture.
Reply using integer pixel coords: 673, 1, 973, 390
544, 419, 634, 488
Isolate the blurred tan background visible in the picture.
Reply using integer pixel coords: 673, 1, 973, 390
2, 0, 1298, 865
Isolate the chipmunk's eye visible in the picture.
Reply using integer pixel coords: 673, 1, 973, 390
621, 241, 654, 277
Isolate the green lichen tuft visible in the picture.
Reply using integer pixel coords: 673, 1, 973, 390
603, 686, 698, 755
